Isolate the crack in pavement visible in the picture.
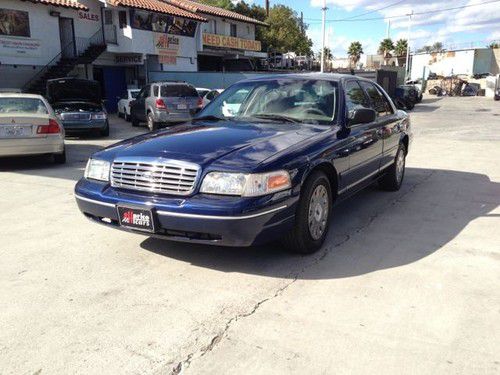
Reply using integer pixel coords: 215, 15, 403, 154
168, 170, 435, 375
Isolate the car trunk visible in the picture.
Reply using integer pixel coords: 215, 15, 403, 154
0, 114, 52, 139
160, 85, 199, 114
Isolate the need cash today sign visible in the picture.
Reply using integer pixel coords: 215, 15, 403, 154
202, 33, 261, 52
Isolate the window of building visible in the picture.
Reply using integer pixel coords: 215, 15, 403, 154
118, 10, 128, 29
103, 9, 113, 25
210, 20, 217, 34
230, 24, 237, 37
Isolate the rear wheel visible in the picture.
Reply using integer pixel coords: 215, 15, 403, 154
100, 121, 109, 137
282, 171, 332, 254
147, 112, 158, 132
124, 112, 130, 122
379, 144, 406, 191
53, 148, 66, 164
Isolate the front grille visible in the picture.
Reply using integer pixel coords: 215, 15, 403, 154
61, 112, 91, 121
110, 159, 200, 196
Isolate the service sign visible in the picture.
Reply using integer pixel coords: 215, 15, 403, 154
202, 33, 261, 52
0, 36, 41, 57
115, 54, 144, 65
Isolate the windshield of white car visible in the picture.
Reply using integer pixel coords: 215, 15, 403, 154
0, 98, 48, 114
196, 79, 338, 125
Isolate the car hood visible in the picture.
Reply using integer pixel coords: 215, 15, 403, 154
46, 78, 101, 104
97, 122, 329, 170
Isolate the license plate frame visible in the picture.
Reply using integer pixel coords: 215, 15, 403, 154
0, 124, 32, 138
116, 205, 156, 233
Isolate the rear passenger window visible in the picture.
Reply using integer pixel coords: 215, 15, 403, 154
153, 86, 159, 97
161, 85, 198, 97
359, 82, 393, 116
344, 81, 370, 114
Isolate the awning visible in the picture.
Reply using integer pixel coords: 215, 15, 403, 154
108, 0, 207, 22
23, 0, 88, 11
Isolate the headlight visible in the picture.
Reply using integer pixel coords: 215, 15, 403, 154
84, 159, 110, 181
200, 170, 291, 197
91, 112, 107, 120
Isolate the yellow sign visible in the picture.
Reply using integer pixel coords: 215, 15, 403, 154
202, 33, 261, 52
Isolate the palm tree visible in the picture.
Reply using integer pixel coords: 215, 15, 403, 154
347, 41, 363, 68
394, 39, 408, 57
378, 38, 394, 65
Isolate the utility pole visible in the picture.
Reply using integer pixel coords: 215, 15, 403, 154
405, 11, 413, 81
300, 12, 304, 34
386, 20, 391, 39
265, 0, 270, 17
321, 0, 327, 73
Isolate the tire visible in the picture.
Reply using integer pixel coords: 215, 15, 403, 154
125, 112, 130, 122
53, 148, 66, 164
282, 171, 332, 254
379, 143, 406, 191
405, 100, 415, 110
147, 112, 158, 132
100, 121, 109, 137
131, 114, 139, 127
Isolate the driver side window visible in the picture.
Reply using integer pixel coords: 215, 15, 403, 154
344, 81, 370, 116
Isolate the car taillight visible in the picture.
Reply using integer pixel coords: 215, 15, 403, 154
37, 119, 61, 134
197, 97, 203, 108
156, 98, 168, 110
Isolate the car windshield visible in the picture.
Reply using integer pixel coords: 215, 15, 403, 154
197, 79, 337, 125
0, 98, 48, 114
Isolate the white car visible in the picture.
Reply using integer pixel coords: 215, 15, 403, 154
196, 87, 211, 99
117, 89, 140, 121
0, 93, 65, 163
202, 89, 224, 107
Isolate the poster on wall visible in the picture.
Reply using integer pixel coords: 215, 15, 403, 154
130, 9, 196, 37
0, 36, 41, 57
154, 33, 180, 65
0, 8, 30, 37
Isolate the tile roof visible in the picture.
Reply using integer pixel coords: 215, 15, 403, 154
165, 0, 268, 26
108, 0, 207, 22
24, 0, 88, 10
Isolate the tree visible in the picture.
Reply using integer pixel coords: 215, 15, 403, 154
394, 39, 408, 57
417, 45, 432, 53
261, 5, 313, 56
432, 42, 444, 52
198, 0, 234, 10
378, 38, 394, 65
347, 41, 363, 68
488, 42, 499, 49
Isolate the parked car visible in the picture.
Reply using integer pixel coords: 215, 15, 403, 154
0, 93, 65, 163
393, 85, 418, 110
117, 89, 140, 121
202, 89, 224, 107
130, 82, 202, 131
75, 74, 411, 254
46, 78, 109, 137
196, 87, 211, 98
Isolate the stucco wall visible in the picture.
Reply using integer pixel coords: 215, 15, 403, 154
201, 15, 255, 40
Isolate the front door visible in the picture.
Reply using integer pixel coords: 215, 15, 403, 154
58, 17, 75, 58
131, 85, 149, 121
340, 80, 384, 191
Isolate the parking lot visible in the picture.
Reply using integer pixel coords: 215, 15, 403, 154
1, 97, 499, 374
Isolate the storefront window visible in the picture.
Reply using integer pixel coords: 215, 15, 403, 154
119, 11, 128, 29
129, 9, 197, 37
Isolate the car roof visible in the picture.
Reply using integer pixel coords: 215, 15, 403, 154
0, 93, 45, 99
240, 72, 372, 84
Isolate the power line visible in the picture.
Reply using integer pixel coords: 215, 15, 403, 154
304, 0, 500, 23
341, 0, 406, 20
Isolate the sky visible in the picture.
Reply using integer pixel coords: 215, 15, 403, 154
240, 0, 500, 57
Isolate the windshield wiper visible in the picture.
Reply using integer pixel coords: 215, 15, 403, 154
250, 114, 301, 123
192, 115, 228, 122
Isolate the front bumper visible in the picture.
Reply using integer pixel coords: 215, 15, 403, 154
61, 119, 107, 132
74, 179, 297, 247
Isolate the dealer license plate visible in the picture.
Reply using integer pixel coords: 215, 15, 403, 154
177, 103, 188, 110
117, 206, 155, 232
0, 124, 32, 138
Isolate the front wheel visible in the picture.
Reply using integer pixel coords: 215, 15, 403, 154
282, 171, 332, 254
379, 144, 406, 191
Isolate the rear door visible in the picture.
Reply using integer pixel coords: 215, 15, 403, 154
358, 81, 400, 170
131, 85, 149, 121
161, 84, 199, 114
340, 80, 384, 191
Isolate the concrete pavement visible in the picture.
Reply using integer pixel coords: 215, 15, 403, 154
0, 97, 499, 374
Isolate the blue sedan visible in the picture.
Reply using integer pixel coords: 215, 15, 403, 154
75, 74, 412, 254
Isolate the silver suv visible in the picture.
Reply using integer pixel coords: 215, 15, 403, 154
130, 82, 202, 131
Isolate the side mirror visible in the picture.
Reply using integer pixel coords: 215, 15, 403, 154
348, 108, 376, 126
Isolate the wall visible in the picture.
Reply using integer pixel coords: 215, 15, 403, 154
473, 49, 494, 75
200, 15, 255, 41
410, 50, 476, 79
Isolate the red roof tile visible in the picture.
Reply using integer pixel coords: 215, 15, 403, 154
165, 0, 268, 26
108, 0, 207, 22
24, 0, 88, 10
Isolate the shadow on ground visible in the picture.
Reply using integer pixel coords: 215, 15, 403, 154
140, 167, 499, 279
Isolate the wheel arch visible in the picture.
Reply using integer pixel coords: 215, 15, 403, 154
302, 161, 339, 201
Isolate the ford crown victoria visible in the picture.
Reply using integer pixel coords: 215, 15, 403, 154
75, 74, 412, 254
